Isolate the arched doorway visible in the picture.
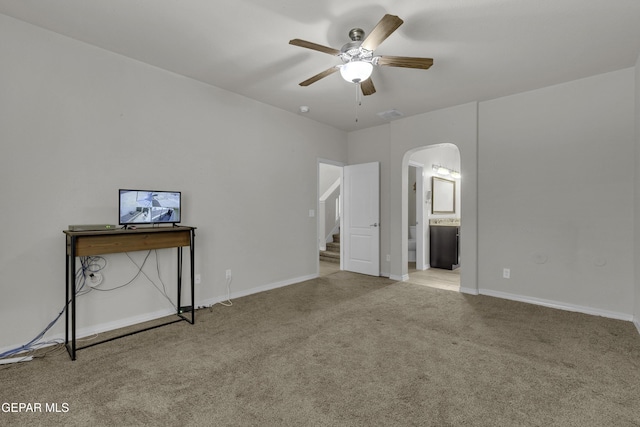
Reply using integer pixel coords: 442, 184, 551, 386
405, 143, 461, 290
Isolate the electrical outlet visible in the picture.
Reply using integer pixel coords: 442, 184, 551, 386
89, 272, 103, 286
195, 274, 201, 284
226, 269, 232, 280
503, 268, 511, 279
386, 254, 390, 262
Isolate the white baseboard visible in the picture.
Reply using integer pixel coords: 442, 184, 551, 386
0, 274, 321, 356
80, 307, 178, 338
196, 273, 320, 309
0, 306, 178, 356
229, 274, 318, 302
479, 288, 634, 322
6, 275, 636, 356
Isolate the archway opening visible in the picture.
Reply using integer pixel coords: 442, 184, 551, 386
404, 143, 461, 290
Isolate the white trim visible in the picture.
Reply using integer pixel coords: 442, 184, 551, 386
317, 158, 346, 168
480, 289, 634, 321
320, 178, 340, 202
194, 274, 319, 310
0, 306, 178, 356
0, 274, 320, 356
77, 307, 177, 338
327, 223, 340, 243
0, 356, 33, 365
317, 158, 345, 276
4, 277, 635, 356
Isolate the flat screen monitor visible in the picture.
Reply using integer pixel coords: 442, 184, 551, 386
119, 189, 181, 225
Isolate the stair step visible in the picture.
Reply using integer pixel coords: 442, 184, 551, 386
326, 242, 340, 253
319, 250, 340, 263
321, 231, 340, 263
320, 250, 340, 259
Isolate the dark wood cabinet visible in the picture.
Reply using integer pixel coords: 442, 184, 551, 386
430, 225, 459, 270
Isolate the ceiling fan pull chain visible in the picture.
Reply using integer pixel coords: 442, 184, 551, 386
355, 81, 366, 123
355, 82, 360, 123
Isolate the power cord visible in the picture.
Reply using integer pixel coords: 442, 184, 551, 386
0, 251, 178, 363
197, 276, 233, 311
219, 276, 233, 307
125, 250, 176, 310
0, 302, 68, 360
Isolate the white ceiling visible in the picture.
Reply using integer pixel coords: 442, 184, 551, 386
1, 0, 640, 132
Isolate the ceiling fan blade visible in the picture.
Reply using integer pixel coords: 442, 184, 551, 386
377, 55, 434, 70
360, 78, 376, 96
289, 39, 340, 56
299, 67, 339, 86
361, 14, 404, 51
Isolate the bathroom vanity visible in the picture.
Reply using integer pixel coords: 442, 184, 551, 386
429, 219, 460, 270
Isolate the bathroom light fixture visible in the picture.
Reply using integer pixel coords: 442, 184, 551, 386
437, 166, 450, 176
340, 61, 373, 83
433, 164, 461, 179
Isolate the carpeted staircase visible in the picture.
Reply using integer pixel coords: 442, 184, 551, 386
319, 232, 340, 263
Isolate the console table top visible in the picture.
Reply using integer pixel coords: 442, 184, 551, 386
63, 225, 196, 236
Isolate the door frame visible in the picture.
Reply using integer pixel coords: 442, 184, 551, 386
409, 161, 425, 270
317, 158, 345, 274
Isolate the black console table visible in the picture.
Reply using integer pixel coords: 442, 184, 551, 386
63, 226, 196, 360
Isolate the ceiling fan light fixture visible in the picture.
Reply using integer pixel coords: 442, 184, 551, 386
340, 61, 373, 83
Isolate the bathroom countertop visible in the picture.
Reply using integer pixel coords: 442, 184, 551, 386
429, 218, 460, 226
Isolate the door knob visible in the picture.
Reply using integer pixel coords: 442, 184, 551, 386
370, 223, 379, 227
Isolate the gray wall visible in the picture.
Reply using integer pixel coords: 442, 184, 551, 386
0, 15, 347, 351
348, 104, 478, 285
635, 53, 640, 331
409, 144, 461, 221
348, 68, 635, 321
319, 163, 341, 196
478, 69, 635, 319
1, 13, 638, 353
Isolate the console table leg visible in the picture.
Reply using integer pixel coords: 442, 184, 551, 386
190, 229, 195, 324
70, 236, 77, 360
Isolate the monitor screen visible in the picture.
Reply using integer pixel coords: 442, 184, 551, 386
119, 189, 181, 225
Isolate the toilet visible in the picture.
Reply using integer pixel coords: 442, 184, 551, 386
408, 226, 417, 262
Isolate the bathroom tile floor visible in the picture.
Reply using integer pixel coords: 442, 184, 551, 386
407, 262, 460, 292
320, 261, 460, 293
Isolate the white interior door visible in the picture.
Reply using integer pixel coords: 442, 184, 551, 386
342, 162, 380, 276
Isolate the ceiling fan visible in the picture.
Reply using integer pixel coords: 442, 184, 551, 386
289, 14, 434, 96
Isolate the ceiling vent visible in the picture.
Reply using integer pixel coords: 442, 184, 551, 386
377, 109, 404, 121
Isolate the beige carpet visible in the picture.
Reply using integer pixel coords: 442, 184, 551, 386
2, 270, 639, 426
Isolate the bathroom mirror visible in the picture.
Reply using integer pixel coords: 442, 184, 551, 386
432, 177, 455, 214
